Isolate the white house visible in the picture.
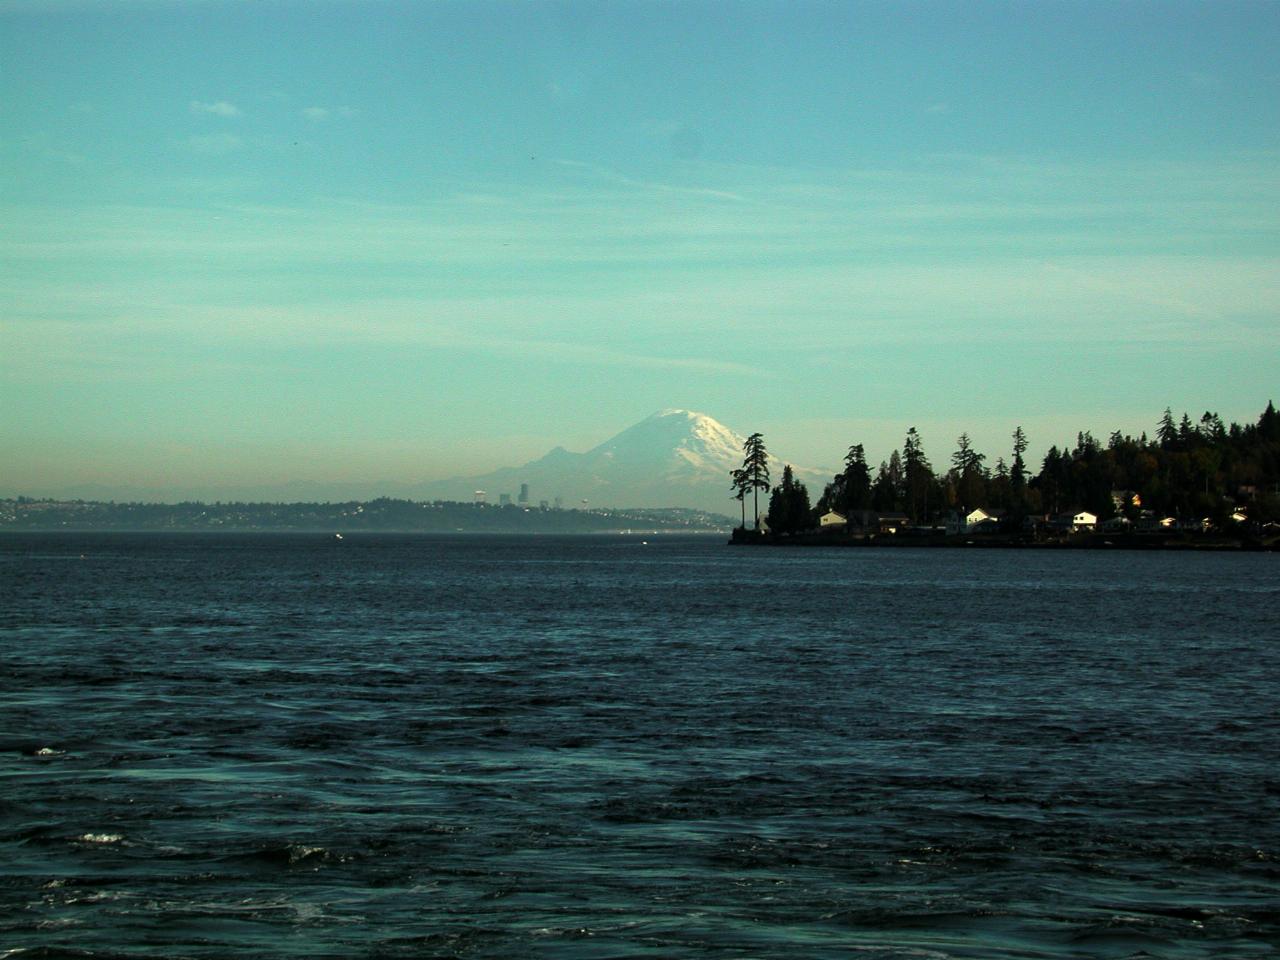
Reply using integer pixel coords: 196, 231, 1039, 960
819, 511, 847, 528
946, 507, 1004, 535
1054, 511, 1098, 531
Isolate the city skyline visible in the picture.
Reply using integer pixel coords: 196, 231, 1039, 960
3, 0, 1278, 499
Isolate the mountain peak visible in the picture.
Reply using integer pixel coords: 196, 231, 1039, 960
648, 407, 699, 419
422, 409, 824, 514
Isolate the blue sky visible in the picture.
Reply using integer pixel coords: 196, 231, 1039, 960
3, 0, 1278, 499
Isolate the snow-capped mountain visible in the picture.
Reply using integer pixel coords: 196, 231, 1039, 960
419, 409, 828, 516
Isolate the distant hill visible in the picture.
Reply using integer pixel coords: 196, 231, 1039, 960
417, 409, 827, 516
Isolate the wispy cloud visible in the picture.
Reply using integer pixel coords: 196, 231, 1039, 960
190, 100, 241, 117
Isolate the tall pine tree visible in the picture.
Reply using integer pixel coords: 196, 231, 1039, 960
739, 433, 771, 530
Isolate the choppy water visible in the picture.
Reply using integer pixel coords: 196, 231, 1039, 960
1, 533, 1277, 959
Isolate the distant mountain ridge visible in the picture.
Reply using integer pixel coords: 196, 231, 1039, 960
420, 409, 827, 515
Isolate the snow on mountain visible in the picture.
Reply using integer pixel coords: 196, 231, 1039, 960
418, 409, 828, 516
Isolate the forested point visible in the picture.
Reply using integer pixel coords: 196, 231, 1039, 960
732, 401, 1280, 545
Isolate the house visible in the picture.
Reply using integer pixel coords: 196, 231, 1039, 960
877, 512, 910, 534
1051, 511, 1097, 532
946, 507, 1005, 535
1071, 511, 1097, 529
819, 511, 847, 528
1099, 515, 1132, 533
967, 507, 1005, 532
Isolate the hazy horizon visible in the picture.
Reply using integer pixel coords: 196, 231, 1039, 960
4, 1, 1278, 501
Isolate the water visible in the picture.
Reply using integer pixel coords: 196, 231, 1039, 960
2, 533, 1277, 959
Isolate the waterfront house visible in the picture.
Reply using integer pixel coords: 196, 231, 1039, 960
819, 510, 847, 528
877, 512, 910, 534
946, 507, 1005, 535
1051, 511, 1098, 532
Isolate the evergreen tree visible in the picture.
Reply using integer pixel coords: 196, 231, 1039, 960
950, 432, 988, 508
1036, 445, 1065, 514
1259, 401, 1280, 442
871, 456, 901, 512
839, 444, 872, 513
739, 433, 771, 530
729, 468, 748, 529
902, 427, 934, 522
1158, 408, 1179, 449
1010, 426, 1029, 505
1199, 412, 1226, 442
766, 464, 812, 535
1178, 413, 1195, 447
990, 457, 1011, 510
791, 473, 813, 531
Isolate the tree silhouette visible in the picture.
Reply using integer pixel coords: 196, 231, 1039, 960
729, 468, 749, 530
902, 427, 933, 522
840, 444, 872, 513
950, 432, 988, 508
1158, 408, 1179, 450
740, 433, 771, 529
1010, 426, 1029, 504
767, 464, 812, 535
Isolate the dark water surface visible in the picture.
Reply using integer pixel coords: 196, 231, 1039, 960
2, 533, 1277, 959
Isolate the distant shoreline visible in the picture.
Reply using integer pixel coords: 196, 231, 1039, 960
729, 530, 1278, 552
0, 498, 733, 535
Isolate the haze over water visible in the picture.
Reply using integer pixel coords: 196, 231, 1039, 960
3, 533, 1277, 958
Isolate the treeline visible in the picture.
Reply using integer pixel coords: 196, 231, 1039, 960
737, 402, 1280, 534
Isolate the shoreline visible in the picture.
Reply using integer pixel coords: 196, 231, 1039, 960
729, 529, 1278, 552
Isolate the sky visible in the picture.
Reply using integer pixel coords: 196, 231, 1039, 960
3, 0, 1278, 500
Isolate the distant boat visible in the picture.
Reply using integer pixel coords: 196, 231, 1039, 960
335, 533, 343, 540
